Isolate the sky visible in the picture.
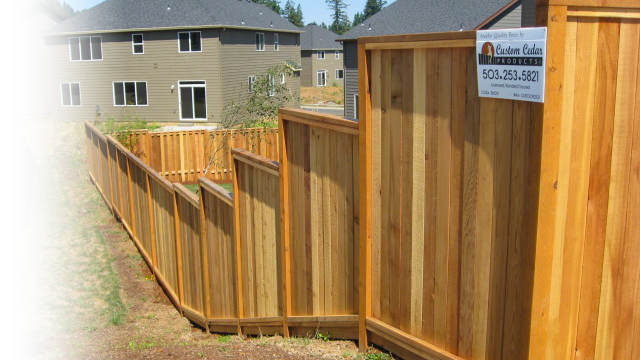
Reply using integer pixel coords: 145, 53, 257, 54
63, 0, 392, 26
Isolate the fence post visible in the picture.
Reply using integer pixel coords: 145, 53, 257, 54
126, 156, 137, 241
358, 41, 373, 352
199, 184, 212, 332
146, 172, 158, 270
278, 112, 292, 338
232, 157, 244, 335
173, 186, 185, 315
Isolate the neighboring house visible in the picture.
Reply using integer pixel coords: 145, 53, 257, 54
43, 0, 302, 123
300, 24, 344, 88
337, 0, 525, 119
4, 0, 65, 119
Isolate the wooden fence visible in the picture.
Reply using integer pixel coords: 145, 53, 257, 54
84, 1, 640, 358
83, 107, 360, 338
121, 127, 278, 183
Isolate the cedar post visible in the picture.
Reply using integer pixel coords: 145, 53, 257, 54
278, 111, 292, 338
357, 41, 373, 351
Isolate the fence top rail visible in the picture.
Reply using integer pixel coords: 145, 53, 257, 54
550, 0, 640, 7
174, 183, 200, 208
198, 178, 233, 207
279, 107, 359, 135
144, 126, 275, 138
357, 30, 476, 45
146, 163, 175, 193
85, 122, 108, 142
232, 148, 280, 177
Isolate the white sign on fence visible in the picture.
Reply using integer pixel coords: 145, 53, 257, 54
476, 27, 547, 103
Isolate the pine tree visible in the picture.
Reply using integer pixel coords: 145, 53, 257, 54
363, 0, 386, 19
253, 0, 282, 15
320, 22, 329, 30
353, 11, 365, 25
283, 0, 304, 27
325, 0, 351, 35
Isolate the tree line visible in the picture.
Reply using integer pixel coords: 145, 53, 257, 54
44, 0, 78, 18
253, 0, 387, 35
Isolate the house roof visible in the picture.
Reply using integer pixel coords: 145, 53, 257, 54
4, 0, 66, 21
337, 0, 519, 41
300, 24, 341, 51
46, 0, 302, 35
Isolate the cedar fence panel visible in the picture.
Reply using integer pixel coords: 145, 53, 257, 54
232, 149, 284, 335
278, 108, 360, 339
529, 2, 640, 360
199, 179, 238, 333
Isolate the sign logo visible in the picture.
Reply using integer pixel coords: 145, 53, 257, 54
480, 42, 496, 64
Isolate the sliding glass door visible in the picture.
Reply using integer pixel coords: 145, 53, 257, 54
178, 81, 207, 120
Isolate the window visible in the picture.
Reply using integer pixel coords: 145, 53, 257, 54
317, 50, 325, 59
256, 32, 265, 51
248, 76, 255, 93
335, 69, 344, 79
354, 94, 359, 120
317, 70, 327, 87
274, 33, 279, 51
178, 31, 201, 52
132, 34, 143, 54
335, 50, 340, 59
113, 82, 148, 106
266, 74, 275, 96
179, 81, 206, 120
280, 73, 286, 84
69, 36, 102, 61
60, 83, 81, 106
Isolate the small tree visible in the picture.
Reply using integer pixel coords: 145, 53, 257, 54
203, 65, 295, 176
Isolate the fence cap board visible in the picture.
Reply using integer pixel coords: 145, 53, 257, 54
357, 30, 476, 45
280, 107, 359, 134
174, 183, 200, 208
147, 166, 175, 193
85, 121, 108, 142
198, 178, 233, 207
550, 0, 639, 7
232, 148, 280, 176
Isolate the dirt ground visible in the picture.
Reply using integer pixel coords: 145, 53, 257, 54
23, 121, 392, 360
300, 87, 344, 106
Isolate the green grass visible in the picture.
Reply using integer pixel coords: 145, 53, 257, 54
4, 123, 127, 338
183, 183, 233, 195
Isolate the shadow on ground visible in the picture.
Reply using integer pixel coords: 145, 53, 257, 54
4, 330, 49, 359
4, 135, 34, 232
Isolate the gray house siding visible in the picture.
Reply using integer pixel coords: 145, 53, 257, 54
45, 29, 223, 122
301, 51, 313, 87
343, 41, 358, 119
219, 29, 301, 110
301, 49, 344, 88
521, 0, 537, 27
4, 5, 62, 118
487, 4, 522, 29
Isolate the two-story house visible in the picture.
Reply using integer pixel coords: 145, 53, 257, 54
4, 0, 65, 118
337, 0, 526, 119
44, 0, 303, 123
300, 24, 343, 88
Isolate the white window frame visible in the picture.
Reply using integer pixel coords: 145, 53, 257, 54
335, 50, 340, 59
60, 83, 81, 107
177, 31, 202, 53
256, 32, 265, 51
178, 80, 207, 121
317, 50, 325, 59
112, 81, 148, 106
132, 33, 144, 54
267, 74, 275, 97
354, 94, 359, 120
69, 36, 103, 61
248, 76, 255, 93
274, 33, 279, 51
280, 73, 286, 84
335, 69, 344, 80
317, 70, 327, 87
